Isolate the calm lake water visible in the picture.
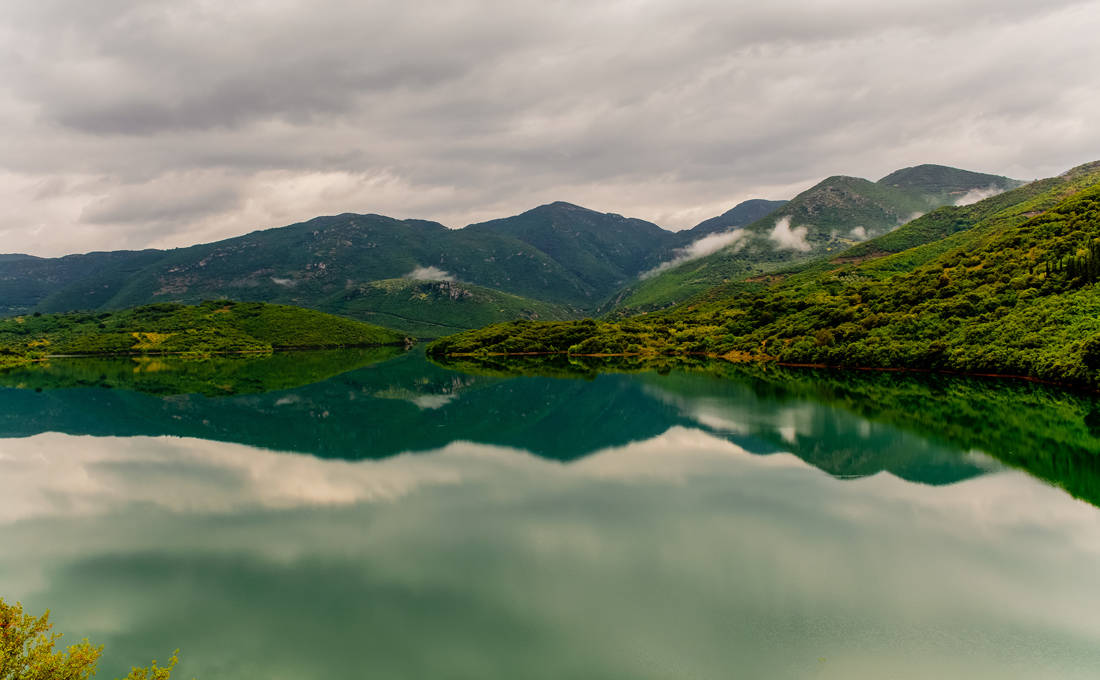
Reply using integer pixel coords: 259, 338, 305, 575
2, 349, 1099, 679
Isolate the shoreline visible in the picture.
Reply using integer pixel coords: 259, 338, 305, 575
0, 342, 410, 369
432, 349, 1090, 392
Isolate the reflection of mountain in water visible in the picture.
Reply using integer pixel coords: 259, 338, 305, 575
0, 349, 998, 487
0, 347, 404, 396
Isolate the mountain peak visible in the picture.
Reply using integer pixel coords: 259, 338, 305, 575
877, 164, 1021, 194
522, 201, 597, 216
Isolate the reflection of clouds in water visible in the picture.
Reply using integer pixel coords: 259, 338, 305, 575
3, 430, 1100, 679
0, 434, 481, 522
641, 383, 817, 447
573, 426, 810, 482
411, 393, 457, 410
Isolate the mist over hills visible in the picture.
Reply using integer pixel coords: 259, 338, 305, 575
683, 199, 789, 239
0, 163, 1019, 337
608, 164, 1023, 314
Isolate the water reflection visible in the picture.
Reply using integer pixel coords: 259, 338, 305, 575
2, 430, 1099, 679
2, 350, 1100, 678
0, 350, 1005, 484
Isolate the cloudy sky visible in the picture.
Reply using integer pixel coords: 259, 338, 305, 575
2, 0, 1099, 256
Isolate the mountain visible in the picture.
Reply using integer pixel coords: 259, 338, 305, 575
0, 164, 1021, 337
681, 199, 787, 239
606, 165, 1024, 315
877, 164, 1022, 203
0, 206, 676, 334
0, 249, 167, 316
429, 160, 1100, 390
464, 201, 678, 296
0, 213, 608, 332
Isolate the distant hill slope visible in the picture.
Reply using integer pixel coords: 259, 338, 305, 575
321, 277, 576, 338
42, 213, 598, 309
607, 165, 1023, 315
0, 249, 167, 317
877, 164, 1022, 203
464, 201, 678, 295
0, 207, 671, 331
430, 160, 1100, 389
681, 199, 787, 239
0, 300, 407, 368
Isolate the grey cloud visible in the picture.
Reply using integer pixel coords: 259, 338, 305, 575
79, 175, 242, 225
0, 0, 1098, 255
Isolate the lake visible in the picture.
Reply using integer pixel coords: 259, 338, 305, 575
2, 349, 1099, 679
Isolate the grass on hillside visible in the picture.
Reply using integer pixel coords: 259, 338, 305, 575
322, 278, 578, 337
0, 300, 408, 368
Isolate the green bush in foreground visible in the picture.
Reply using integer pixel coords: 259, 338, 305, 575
0, 598, 180, 679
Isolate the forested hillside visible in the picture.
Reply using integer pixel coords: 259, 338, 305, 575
610, 164, 1022, 314
429, 161, 1100, 389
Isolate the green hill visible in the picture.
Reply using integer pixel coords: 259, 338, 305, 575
0, 206, 676, 331
679, 199, 787, 239
877, 163, 1022, 203
0, 300, 408, 368
610, 166, 1024, 315
464, 201, 678, 297
429, 160, 1100, 389
322, 277, 577, 337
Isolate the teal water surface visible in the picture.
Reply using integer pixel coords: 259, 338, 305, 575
1, 350, 1099, 679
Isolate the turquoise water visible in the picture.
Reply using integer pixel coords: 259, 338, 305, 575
1, 350, 1099, 679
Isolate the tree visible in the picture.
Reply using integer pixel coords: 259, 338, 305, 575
0, 599, 180, 680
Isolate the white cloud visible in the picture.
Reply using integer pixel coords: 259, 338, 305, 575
406, 266, 455, 281
769, 216, 812, 252
849, 225, 867, 240
954, 185, 1006, 206
642, 229, 747, 277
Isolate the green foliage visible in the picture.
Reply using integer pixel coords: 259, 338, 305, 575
0, 599, 179, 680
0, 599, 100, 680
431, 161, 1100, 390
0, 301, 407, 366
116, 652, 178, 680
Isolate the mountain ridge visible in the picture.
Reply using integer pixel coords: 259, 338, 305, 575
607, 165, 1024, 315
1, 163, 1022, 337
